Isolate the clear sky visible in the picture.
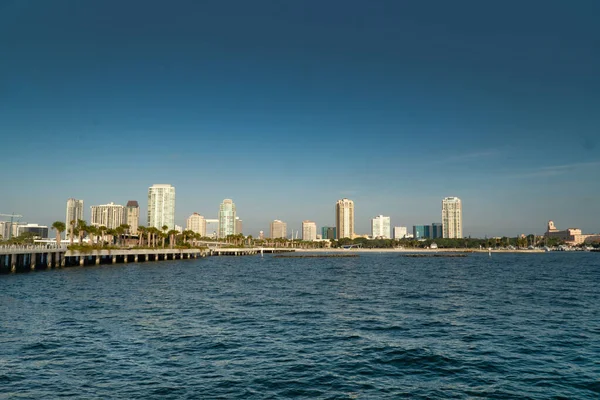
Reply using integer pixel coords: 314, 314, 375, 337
1, 0, 599, 237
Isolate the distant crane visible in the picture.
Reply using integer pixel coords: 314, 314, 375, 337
0, 213, 23, 240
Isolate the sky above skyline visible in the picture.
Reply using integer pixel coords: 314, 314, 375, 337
1, 0, 599, 237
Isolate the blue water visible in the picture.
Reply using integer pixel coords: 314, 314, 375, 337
1, 253, 599, 399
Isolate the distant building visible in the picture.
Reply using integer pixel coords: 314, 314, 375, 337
371, 215, 391, 239
545, 220, 595, 245
205, 219, 219, 238
270, 220, 287, 239
393, 226, 408, 239
322, 226, 337, 240
186, 213, 206, 236
259, 230, 264, 240
236, 217, 243, 236
148, 184, 176, 230
302, 220, 317, 241
66, 198, 84, 239
90, 202, 125, 229
336, 198, 355, 239
442, 197, 462, 238
125, 201, 139, 234
175, 225, 183, 233
413, 225, 431, 239
17, 223, 49, 239
431, 223, 443, 239
218, 199, 236, 238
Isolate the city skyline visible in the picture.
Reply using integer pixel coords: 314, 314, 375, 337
1, 2, 599, 237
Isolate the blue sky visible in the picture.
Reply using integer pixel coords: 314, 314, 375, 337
1, 0, 599, 237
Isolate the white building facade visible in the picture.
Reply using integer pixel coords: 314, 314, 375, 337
336, 198, 355, 239
371, 215, 391, 239
186, 213, 206, 236
442, 196, 463, 238
302, 220, 317, 241
393, 226, 408, 239
125, 200, 139, 234
147, 184, 176, 230
218, 199, 236, 238
66, 198, 84, 239
270, 220, 287, 239
90, 202, 126, 229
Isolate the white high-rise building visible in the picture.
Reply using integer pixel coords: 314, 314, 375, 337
186, 213, 206, 236
218, 199, 236, 238
66, 198, 84, 239
442, 197, 463, 238
125, 201, 140, 234
90, 202, 126, 229
336, 198, 355, 239
270, 220, 287, 239
147, 184, 176, 230
371, 215, 391, 239
393, 226, 408, 239
302, 220, 317, 241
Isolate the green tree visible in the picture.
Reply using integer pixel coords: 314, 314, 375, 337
51, 221, 66, 246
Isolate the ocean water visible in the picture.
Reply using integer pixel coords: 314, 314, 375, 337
1, 253, 599, 399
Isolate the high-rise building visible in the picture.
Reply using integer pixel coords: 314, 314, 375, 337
393, 226, 408, 239
259, 230, 264, 240
336, 198, 354, 239
236, 217, 243, 236
186, 213, 206, 236
218, 199, 236, 238
413, 225, 431, 239
302, 220, 317, 241
270, 220, 287, 239
17, 223, 49, 239
205, 219, 219, 238
125, 200, 139, 234
66, 198, 84, 239
147, 184, 176, 230
90, 202, 126, 229
442, 197, 462, 238
321, 226, 337, 240
431, 223, 443, 239
371, 215, 391, 238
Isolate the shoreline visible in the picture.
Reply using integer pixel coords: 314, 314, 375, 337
293, 248, 545, 254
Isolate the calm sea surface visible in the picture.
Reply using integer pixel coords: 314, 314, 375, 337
1, 253, 599, 399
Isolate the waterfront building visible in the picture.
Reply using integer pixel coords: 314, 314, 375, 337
371, 215, 391, 239
66, 198, 84, 239
259, 230, 264, 240
17, 223, 49, 239
545, 220, 596, 245
302, 220, 317, 241
147, 184, 176, 230
175, 225, 183, 233
186, 213, 206, 236
442, 197, 462, 238
236, 217, 243, 236
270, 220, 287, 239
205, 219, 219, 238
336, 198, 355, 239
0, 221, 10, 240
125, 201, 139, 234
90, 202, 126, 229
393, 226, 408, 239
431, 222, 443, 239
321, 226, 337, 240
218, 199, 236, 238
413, 225, 431, 239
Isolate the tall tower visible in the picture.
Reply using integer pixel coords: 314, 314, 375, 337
90, 202, 125, 229
302, 220, 317, 241
125, 201, 140, 234
371, 215, 391, 239
147, 184, 176, 230
218, 199, 236, 238
66, 198, 84, 239
270, 220, 287, 239
336, 198, 355, 239
442, 197, 462, 238
186, 213, 206, 237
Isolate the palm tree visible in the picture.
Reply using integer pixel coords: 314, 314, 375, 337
168, 230, 179, 249
137, 226, 146, 247
76, 219, 87, 245
69, 220, 76, 245
87, 225, 98, 246
51, 221, 66, 246
115, 226, 125, 247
